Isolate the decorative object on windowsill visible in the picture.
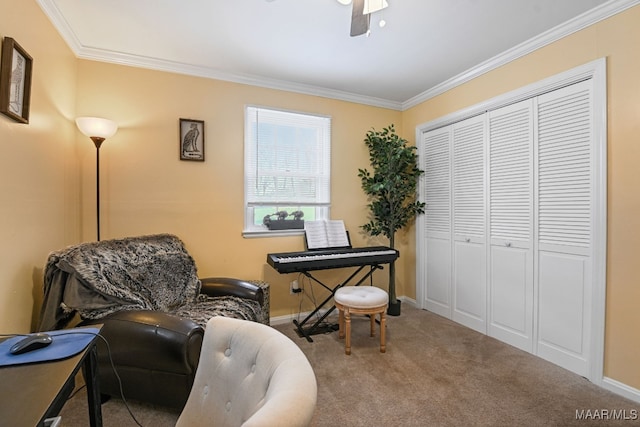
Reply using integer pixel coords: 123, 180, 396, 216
358, 124, 425, 316
263, 210, 305, 230
179, 118, 205, 161
0, 37, 33, 123
76, 117, 119, 241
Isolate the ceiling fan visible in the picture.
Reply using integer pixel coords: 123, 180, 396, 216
265, 0, 389, 37
337, 0, 389, 37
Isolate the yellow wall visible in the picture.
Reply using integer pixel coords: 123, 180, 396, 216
2, 0, 640, 394
74, 61, 402, 318
403, 5, 640, 390
0, 0, 79, 332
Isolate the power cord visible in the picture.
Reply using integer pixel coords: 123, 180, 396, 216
293, 275, 337, 334
295, 274, 324, 325
91, 332, 144, 427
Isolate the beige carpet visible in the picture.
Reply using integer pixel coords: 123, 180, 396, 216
60, 305, 640, 426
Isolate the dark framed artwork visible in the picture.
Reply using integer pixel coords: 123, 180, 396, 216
0, 37, 33, 124
179, 118, 205, 161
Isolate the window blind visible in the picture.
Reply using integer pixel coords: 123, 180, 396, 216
245, 106, 331, 206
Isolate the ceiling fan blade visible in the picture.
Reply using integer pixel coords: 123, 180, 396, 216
350, 0, 370, 37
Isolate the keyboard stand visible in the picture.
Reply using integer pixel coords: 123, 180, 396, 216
292, 264, 384, 342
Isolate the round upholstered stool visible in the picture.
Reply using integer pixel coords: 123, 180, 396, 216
334, 286, 388, 355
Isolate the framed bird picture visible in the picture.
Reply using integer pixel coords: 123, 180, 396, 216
179, 118, 205, 161
0, 37, 33, 124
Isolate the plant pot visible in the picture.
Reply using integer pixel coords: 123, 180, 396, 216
387, 299, 401, 316
265, 219, 304, 230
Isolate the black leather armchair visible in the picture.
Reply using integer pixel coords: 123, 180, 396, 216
81, 277, 266, 408
39, 235, 270, 409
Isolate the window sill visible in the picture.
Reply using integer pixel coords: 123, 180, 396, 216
242, 228, 306, 239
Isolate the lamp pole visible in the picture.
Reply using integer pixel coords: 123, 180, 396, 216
76, 117, 118, 242
91, 136, 105, 241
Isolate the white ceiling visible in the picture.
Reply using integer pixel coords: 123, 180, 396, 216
38, 0, 631, 110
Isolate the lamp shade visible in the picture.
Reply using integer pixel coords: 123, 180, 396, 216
363, 0, 388, 14
76, 117, 118, 139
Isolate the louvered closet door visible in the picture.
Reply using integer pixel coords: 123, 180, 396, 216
487, 99, 534, 352
452, 115, 486, 333
536, 80, 593, 377
423, 126, 452, 317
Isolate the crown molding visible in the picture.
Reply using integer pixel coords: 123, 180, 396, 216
37, 0, 83, 52
402, 0, 640, 110
36, 0, 403, 111
76, 44, 404, 110
38, 0, 638, 112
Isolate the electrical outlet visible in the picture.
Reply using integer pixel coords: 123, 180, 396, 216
290, 280, 301, 294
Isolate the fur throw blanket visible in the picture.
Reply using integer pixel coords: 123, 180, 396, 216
39, 234, 262, 330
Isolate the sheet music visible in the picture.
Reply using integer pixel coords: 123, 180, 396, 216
304, 220, 350, 249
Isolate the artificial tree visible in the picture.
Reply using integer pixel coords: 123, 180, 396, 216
358, 124, 425, 315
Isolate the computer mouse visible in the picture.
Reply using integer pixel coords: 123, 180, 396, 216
9, 333, 53, 355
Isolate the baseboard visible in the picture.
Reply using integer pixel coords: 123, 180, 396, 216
270, 308, 334, 326
270, 312, 312, 326
602, 376, 640, 404
399, 296, 418, 308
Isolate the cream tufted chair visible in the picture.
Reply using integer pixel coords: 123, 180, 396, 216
176, 316, 317, 427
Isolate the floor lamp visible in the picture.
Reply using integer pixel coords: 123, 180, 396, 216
76, 117, 118, 241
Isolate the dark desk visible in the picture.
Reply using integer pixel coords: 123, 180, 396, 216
0, 329, 102, 427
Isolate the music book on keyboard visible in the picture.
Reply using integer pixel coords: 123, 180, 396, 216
304, 220, 351, 250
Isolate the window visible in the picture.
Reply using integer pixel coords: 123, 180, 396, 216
244, 106, 331, 234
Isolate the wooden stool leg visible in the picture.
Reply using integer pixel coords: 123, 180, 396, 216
344, 309, 351, 355
338, 307, 345, 339
380, 310, 386, 353
370, 313, 375, 337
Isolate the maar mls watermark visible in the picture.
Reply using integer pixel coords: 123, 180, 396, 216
576, 409, 638, 421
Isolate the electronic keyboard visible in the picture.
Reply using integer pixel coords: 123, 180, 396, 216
267, 246, 399, 273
